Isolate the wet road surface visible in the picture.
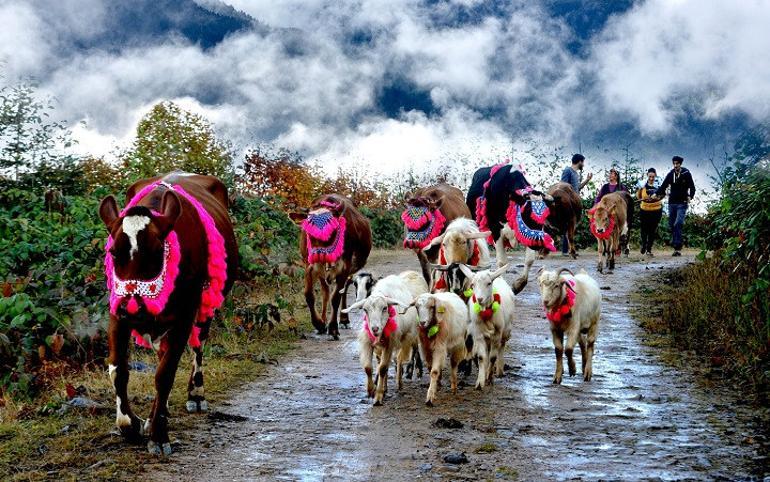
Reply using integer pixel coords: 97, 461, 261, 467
150, 250, 770, 481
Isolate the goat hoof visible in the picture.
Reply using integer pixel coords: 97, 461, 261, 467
425, 400, 434, 407
147, 441, 172, 456
373, 399, 383, 406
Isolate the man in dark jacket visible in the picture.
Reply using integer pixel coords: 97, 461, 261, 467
656, 155, 696, 256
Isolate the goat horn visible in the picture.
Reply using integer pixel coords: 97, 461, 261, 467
430, 263, 450, 271
557, 268, 575, 277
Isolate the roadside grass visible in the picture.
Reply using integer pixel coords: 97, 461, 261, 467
630, 255, 770, 403
0, 281, 312, 481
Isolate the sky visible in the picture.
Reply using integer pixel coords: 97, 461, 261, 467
2, 0, 769, 193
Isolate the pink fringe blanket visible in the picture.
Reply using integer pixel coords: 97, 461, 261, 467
105, 182, 228, 349
506, 201, 556, 252
402, 206, 446, 250
302, 208, 347, 264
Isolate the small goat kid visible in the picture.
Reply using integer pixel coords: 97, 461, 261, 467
538, 268, 601, 384
460, 264, 515, 389
343, 274, 428, 405
413, 292, 469, 406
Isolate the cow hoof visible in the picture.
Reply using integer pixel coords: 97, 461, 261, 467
119, 417, 145, 441
186, 400, 209, 413
147, 441, 173, 456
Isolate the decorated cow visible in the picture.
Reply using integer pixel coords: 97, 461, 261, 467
402, 183, 471, 285
299, 194, 372, 339
467, 162, 556, 293
99, 172, 238, 455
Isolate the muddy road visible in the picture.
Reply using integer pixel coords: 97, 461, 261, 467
150, 250, 769, 481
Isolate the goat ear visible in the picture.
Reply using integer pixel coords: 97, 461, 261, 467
423, 234, 444, 251
99, 195, 119, 228
384, 297, 409, 308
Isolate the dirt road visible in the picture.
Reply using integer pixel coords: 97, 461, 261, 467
150, 249, 769, 481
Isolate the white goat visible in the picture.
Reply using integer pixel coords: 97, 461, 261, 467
346, 270, 427, 379
343, 274, 428, 405
424, 218, 490, 284
412, 292, 469, 406
460, 264, 515, 389
538, 268, 601, 384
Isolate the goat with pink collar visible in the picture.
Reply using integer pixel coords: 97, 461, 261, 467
538, 268, 601, 384
343, 273, 428, 405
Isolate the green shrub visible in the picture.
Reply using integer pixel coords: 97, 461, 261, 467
0, 187, 303, 399
360, 207, 402, 248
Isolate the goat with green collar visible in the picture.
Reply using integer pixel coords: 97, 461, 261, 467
459, 264, 515, 390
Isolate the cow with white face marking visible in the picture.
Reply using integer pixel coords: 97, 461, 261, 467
99, 173, 237, 455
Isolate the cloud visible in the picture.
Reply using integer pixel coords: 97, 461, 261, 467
0, 0, 767, 184
590, 0, 770, 133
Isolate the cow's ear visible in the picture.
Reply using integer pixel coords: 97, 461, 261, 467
157, 190, 182, 238
99, 195, 119, 228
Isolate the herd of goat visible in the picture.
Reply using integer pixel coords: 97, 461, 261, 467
300, 163, 615, 406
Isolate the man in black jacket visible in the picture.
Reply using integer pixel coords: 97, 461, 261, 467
656, 155, 696, 256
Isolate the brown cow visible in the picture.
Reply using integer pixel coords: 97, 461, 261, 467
300, 194, 372, 340
99, 173, 238, 455
545, 182, 583, 259
403, 183, 471, 284
587, 192, 628, 274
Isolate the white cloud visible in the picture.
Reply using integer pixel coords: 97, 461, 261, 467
0, 0, 768, 182
591, 0, 770, 133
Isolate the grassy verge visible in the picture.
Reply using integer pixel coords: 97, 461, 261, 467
0, 281, 311, 481
631, 256, 770, 403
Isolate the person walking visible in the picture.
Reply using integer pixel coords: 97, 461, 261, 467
559, 154, 592, 255
656, 156, 696, 256
594, 167, 627, 204
637, 168, 663, 256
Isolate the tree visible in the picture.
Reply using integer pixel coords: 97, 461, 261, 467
238, 147, 320, 208
121, 101, 234, 183
0, 82, 76, 184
